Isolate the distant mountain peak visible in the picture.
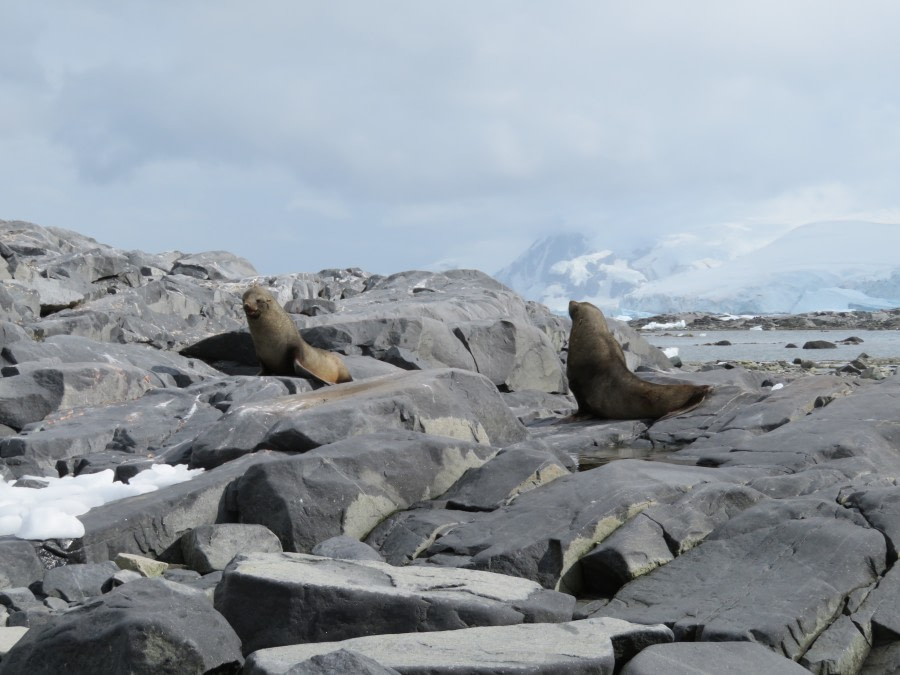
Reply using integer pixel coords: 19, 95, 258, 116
495, 220, 900, 314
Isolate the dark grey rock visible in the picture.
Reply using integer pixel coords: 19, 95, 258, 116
804, 340, 838, 349
1, 334, 221, 386
0, 362, 164, 430
243, 616, 672, 675
0, 539, 44, 590
441, 446, 571, 511
215, 552, 575, 653
592, 498, 887, 659
501, 390, 577, 424
365, 508, 487, 566
189, 368, 525, 470
620, 641, 811, 674
451, 319, 566, 392
68, 452, 283, 564
311, 535, 384, 562
180, 523, 283, 573
843, 485, 900, 559
423, 460, 729, 594
284, 649, 400, 675
234, 431, 498, 552
800, 613, 870, 675
0, 578, 242, 675
0, 587, 41, 612
1, 388, 222, 475
41, 561, 120, 602
580, 514, 674, 596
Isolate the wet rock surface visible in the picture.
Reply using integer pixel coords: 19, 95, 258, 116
1, 220, 900, 672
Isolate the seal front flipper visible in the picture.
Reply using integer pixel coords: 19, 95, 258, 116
292, 351, 337, 385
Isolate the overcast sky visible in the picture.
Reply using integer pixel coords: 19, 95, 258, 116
2, 2, 900, 276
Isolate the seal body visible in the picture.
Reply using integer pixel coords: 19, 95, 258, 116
566, 300, 709, 420
242, 285, 352, 385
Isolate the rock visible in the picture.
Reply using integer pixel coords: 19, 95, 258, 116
233, 431, 498, 552
0, 578, 243, 675
67, 452, 283, 564
115, 552, 169, 577
0, 539, 43, 590
440, 446, 571, 511
1, 388, 222, 476
365, 508, 487, 566
215, 551, 575, 653
0, 627, 28, 659
189, 369, 526, 470
242, 617, 673, 675
423, 460, 731, 594
0, 362, 163, 430
800, 614, 870, 675
281, 649, 400, 675
0, 587, 41, 613
180, 523, 283, 573
620, 641, 811, 674
41, 561, 120, 602
592, 498, 887, 660
843, 486, 900, 560
803, 340, 838, 349
310, 535, 383, 562
169, 250, 257, 280
451, 319, 566, 392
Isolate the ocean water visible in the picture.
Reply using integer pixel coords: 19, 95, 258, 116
643, 329, 900, 364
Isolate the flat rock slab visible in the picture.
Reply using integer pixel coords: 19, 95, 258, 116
592, 498, 887, 660
233, 431, 498, 552
189, 368, 527, 469
214, 551, 575, 653
0, 578, 242, 675
243, 616, 673, 675
620, 640, 811, 675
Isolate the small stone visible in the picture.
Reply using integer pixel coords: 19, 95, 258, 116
115, 552, 169, 578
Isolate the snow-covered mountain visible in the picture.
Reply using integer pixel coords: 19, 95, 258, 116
495, 220, 900, 315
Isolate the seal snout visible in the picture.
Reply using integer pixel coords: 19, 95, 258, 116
243, 302, 261, 319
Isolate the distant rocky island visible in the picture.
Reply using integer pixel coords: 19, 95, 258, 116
1, 219, 900, 673
630, 309, 900, 332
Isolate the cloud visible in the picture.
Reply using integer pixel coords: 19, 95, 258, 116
2, 2, 900, 276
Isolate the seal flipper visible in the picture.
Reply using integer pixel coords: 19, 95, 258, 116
292, 351, 337, 385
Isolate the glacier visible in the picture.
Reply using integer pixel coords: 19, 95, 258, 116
495, 220, 900, 315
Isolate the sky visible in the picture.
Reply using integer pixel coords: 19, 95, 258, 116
2, 1, 900, 277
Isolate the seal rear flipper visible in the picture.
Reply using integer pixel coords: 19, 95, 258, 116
292, 355, 337, 385
656, 385, 712, 421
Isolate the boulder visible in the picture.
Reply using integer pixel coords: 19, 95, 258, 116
311, 535, 383, 562
180, 523, 283, 573
41, 561, 120, 602
620, 641, 811, 674
242, 617, 672, 675
422, 459, 731, 593
215, 552, 575, 653
189, 369, 526, 470
67, 452, 283, 564
592, 498, 887, 660
233, 431, 498, 552
0, 578, 242, 675
0, 539, 43, 590
0, 388, 222, 476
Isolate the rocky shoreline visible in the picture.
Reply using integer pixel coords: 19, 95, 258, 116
630, 309, 900, 332
2, 219, 900, 673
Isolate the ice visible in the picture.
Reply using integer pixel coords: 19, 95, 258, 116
642, 320, 687, 331
0, 464, 204, 540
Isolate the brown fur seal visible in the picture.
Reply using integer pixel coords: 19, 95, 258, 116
242, 285, 352, 385
567, 300, 710, 420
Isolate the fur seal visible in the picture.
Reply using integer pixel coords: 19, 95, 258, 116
566, 300, 710, 420
242, 285, 352, 385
